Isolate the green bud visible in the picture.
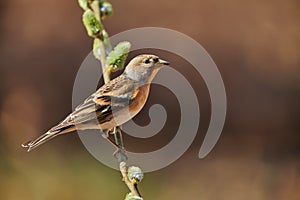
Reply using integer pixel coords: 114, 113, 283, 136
78, 0, 89, 11
93, 38, 102, 61
100, 1, 113, 19
82, 10, 103, 37
125, 193, 143, 200
127, 166, 144, 184
102, 30, 112, 54
106, 41, 131, 72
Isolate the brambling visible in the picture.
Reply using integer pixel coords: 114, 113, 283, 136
22, 54, 170, 152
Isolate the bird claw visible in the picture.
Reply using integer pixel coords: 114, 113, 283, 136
113, 147, 128, 161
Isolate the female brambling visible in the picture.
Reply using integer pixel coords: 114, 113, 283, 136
22, 54, 170, 152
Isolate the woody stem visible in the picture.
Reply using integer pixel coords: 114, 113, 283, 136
90, 1, 126, 160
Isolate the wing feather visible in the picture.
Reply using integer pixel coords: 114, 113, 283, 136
50, 75, 138, 131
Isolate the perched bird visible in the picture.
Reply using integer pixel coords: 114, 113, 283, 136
22, 54, 170, 152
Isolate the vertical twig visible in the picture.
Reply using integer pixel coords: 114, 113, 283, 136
120, 162, 141, 197
90, 0, 111, 83
78, 1, 143, 199
90, 0, 126, 163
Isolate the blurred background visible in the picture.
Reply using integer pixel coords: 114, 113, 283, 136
0, 0, 299, 199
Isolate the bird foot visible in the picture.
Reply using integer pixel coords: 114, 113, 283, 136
113, 147, 128, 161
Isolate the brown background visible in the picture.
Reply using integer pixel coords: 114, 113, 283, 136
0, 0, 299, 199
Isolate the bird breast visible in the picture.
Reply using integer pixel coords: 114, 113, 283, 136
99, 84, 151, 130
128, 84, 151, 117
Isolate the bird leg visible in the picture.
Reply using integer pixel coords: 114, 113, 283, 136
112, 127, 128, 161
101, 129, 119, 148
102, 128, 128, 161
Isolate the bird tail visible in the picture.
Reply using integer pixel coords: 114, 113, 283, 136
22, 130, 61, 152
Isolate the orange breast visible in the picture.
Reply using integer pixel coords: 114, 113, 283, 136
129, 84, 150, 117
99, 84, 151, 129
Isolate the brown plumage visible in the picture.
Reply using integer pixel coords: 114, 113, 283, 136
22, 54, 170, 152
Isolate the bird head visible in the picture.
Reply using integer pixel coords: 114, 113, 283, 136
124, 54, 170, 83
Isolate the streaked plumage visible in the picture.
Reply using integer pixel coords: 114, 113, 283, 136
22, 54, 169, 152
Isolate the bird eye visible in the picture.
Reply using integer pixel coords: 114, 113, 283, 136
144, 59, 151, 64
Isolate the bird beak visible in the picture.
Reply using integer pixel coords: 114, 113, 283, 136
158, 59, 170, 66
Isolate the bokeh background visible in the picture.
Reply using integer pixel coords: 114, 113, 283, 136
0, 0, 299, 199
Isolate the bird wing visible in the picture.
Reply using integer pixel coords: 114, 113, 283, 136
49, 75, 137, 132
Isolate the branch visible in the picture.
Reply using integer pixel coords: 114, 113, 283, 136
120, 162, 141, 197
78, 1, 144, 199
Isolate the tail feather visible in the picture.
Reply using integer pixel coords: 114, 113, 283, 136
22, 130, 60, 152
